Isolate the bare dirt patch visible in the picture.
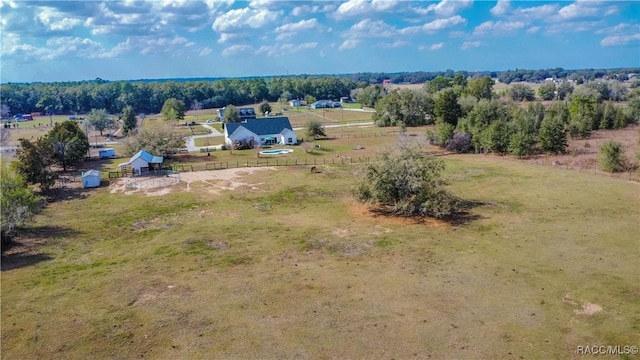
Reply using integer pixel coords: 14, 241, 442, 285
109, 167, 276, 196
346, 198, 449, 228
574, 302, 603, 316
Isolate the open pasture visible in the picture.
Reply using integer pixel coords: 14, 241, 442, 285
2, 133, 639, 359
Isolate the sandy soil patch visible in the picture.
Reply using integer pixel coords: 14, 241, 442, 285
109, 167, 276, 196
346, 197, 449, 228
563, 294, 603, 316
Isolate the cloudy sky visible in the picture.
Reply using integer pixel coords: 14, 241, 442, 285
1, 0, 638, 83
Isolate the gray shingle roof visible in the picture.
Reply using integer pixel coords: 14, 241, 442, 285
226, 117, 293, 136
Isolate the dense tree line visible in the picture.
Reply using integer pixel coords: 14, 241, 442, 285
0, 77, 358, 117
374, 77, 640, 158
3, 68, 638, 118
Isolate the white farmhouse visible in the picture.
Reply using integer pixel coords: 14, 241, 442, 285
224, 117, 297, 146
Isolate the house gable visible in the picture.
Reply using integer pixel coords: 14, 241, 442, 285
224, 117, 295, 145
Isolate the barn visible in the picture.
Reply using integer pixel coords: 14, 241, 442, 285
82, 170, 101, 188
118, 150, 164, 176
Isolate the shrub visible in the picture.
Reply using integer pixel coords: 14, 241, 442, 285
598, 140, 625, 172
446, 132, 472, 153
353, 141, 460, 219
435, 121, 455, 147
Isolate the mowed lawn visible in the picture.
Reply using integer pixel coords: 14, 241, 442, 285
1, 156, 639, 359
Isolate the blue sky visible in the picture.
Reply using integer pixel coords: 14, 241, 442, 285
1, 0, 638, 83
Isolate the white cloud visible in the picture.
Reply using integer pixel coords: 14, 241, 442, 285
217, 32, 247, 44
430, 42, 444, 50
473, 20, 525, 36
199, 47, 212, 56
604, 6, 618, 16
212, 7, 282, 32
36, 6, 82, 31
138, 36, 193, 55
544, 20, 602, 35
291, 3, 337, 17
221, 44, 253, 57
490, 0, 510, 16
276, 18, 319, 33
526, 26, 540, 34
2, 34, 127, 60
377, 40, 407, 48
334, 0, 399, 18
600, 33, 640, 47
339, 39, 359, 51
344, 19, 398, 38
0, 1, 19, 10
595, 23, 635, 35
512, 4, 558, 20
420, 0, 473, 17
402, 15, 466, 34
557, 1, 600, 20
256, 42, 318, 57
461, 41, 483, 50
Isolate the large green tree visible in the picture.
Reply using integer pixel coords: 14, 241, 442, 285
538, 82, 557, 101
508, 84, 536, 101
539, 112, 568, 154
466, 76, 494, 100
305, 120, 326, 139
259, 102, 272, 115
434, 89, 462, 126
124, 125, 185, 156
161, 98, 186, 121
45, 121, 90, 172
354, 141, 460, 219
13, 137, 57, 192
598, 140, 625, 172
1, 166, 43, 243
373, 89, 434, 127
222, 105, 240, 123
122, 105, 137, 135
86, 108, 114, 136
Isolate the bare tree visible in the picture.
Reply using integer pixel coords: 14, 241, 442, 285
0, 104, 10, 119
0, 126, 10, 147
252, 139, 262, 158
191, 100, 202, 120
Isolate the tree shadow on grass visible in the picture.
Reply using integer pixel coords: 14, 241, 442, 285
47, 181, 93, 202
445, 200, 488, 226
1, 225, 80, 271
364, 199, 487, 227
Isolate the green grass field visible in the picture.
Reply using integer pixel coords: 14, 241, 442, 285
2, 134, 639, 360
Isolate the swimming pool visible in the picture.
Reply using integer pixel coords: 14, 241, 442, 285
259, 149, 294, 155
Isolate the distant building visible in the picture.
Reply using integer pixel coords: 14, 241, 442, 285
224, 117, 297, 146
98, 148, 116, 159
217, 107, 256, 121
288, 99, 301, 107
310, 100, 341, 109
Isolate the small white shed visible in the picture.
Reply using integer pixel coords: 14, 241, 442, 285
82, 170, 101, 188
